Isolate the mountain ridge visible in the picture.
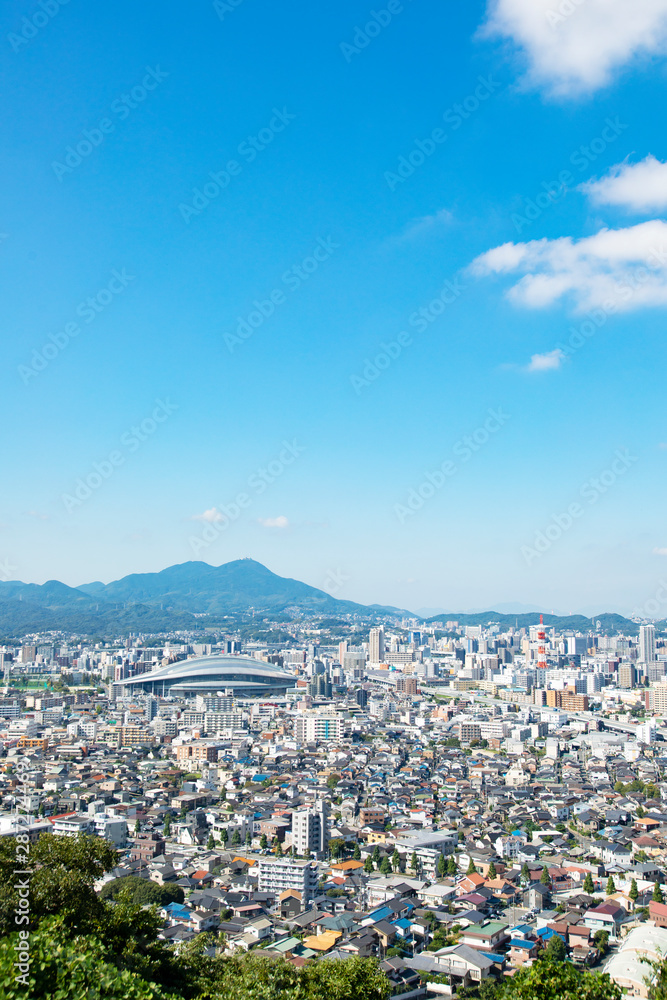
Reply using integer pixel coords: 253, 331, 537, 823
0, 558, 654, 636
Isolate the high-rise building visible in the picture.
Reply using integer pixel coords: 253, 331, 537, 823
618, 663, 637, 689
639, 625, 657, 664
369, 627, 385, 663
294, 713, 343, 741
257, 858, 318, 904
291, 800, 329, 856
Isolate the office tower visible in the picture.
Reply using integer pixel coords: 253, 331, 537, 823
369, 627, 385, 663
639, 625, 656, 664
145, 695, 158, 721
618, 663, 637, 689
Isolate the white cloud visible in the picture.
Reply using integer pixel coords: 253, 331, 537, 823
399, 209, 453, 241
581, 155, 667, 212
191, 507, 225, 523
482, 0, 667, 96
258, 516, 289, 529
524, 348, 565, 372
654, 547, 667, 555
470, 220, 667, 312
25, 510, 49, 520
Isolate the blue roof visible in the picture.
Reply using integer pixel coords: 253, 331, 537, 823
510, 939, 535, 950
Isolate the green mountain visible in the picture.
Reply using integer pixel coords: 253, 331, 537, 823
0, 559, 409, 636
0, 558, 652, 636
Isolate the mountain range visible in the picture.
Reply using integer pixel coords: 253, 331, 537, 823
0, 558, 651, 637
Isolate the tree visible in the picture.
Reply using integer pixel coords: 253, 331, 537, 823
219, 827, 228, 846
379, 855, 393, 875
162, 814, 171, 837
353, 843, 361, 861
329, 838, 345, 859
372, 845, 381, 865
540, 866, 551, 886
259, 833, 268, 849
275, 840, 283, 857
207, 833, 216, 850
498, 955, 621, 1000
467, 858, 477, 875
245, 831, 252, 846
0, 917, 174, 1000
326, 773, 341, 789
437, 854, 447, 878
594, 930, 609, 956
231, 829, 241, 847
410, 851, 419, 872
0, 833, 117, 937
629, 878, 639, 903
364, 855, 374, 874
521, 862, 531, 882
391, 848, 401, 872
583, 872, 595, 894
100, 877, 184, 908
134, 818, 141, 834
545, 935, 566, 961
447, 855, 458, 876
488, 860, 497, 880
653, 881, 664, 903
606, 876, 616, 896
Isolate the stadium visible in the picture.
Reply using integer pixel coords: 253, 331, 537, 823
118, 654, 296, 698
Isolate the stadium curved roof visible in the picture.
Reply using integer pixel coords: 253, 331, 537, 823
118, 654, 296, 697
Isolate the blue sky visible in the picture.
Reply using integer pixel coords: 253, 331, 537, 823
3, 0, 667, 616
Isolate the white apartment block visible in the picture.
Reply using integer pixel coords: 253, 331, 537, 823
257, 857, 318, 904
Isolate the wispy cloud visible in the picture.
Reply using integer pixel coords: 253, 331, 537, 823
25, 510, 49, 521
654, 547, 667, 555
397, 209, 453, 242
524, 348, 565, 372
258, 516, 289, 529
470, 220, 667, 312
191, 507, 225, 523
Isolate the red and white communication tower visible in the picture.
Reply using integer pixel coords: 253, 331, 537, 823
537, 614, 547, 673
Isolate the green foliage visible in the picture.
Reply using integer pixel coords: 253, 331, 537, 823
495, 956, 622, 1000
329, 838, 345, 859
467, 858, 477, 875
437, 854, 447, 878
487, 860, 497, 879
353, 843, 361, 861
364, 855, 374, 873
0, 918, 173, 1000
447, 855, 457, 875
540, 865, 551, 886
583, 873, 595, 894
379, 855, 392, 875
629, 878, 639, 902
545, 935, 566, 961
0, 833, 117, 936
606, 876, 616, 896
594, 930, 609, 956
653, 882, 664, 903
100, 876, 184, 907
